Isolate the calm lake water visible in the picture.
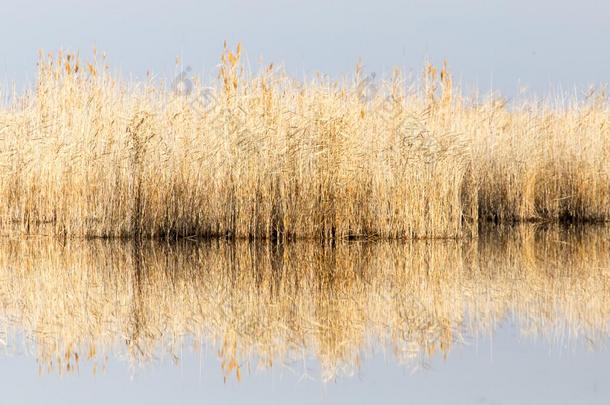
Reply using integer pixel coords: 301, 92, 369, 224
0, 225, 609, 404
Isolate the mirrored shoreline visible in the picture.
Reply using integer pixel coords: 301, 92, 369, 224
0, 225, 608, 381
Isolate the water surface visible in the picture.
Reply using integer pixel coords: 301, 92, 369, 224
0, 225, 609, 404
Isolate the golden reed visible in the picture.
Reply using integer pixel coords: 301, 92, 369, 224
0, 46, 608, 240
0, 226, 608, 379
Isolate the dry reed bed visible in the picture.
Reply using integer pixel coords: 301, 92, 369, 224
0, 48, 608, 240
0, 226, 608, 379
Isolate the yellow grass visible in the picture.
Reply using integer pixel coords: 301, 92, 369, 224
0, 47, 608, 240
0, 226, 608, 380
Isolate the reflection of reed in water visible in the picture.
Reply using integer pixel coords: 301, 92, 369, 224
0, 226, 608, 380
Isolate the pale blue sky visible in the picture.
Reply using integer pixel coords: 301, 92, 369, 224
1, 0, 609, 95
